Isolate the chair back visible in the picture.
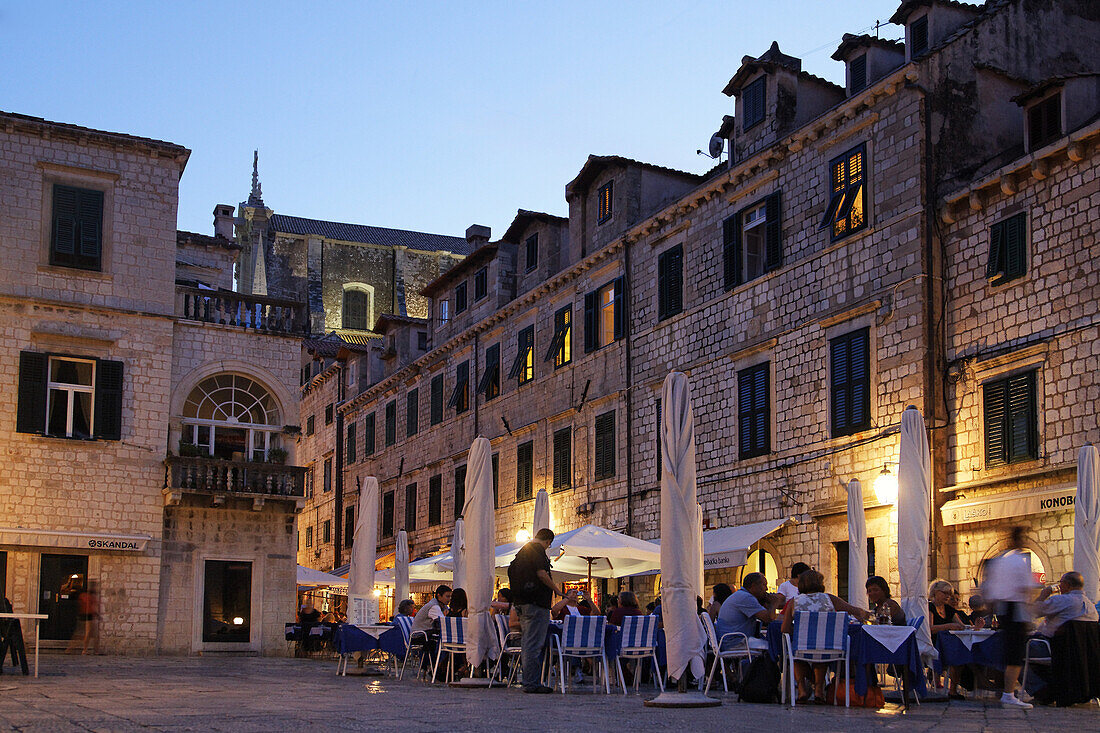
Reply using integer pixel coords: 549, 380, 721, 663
440, 615, 465, 646
493, 614, 518, 650
394, 614, 414, 643
620, 615, 659, 652
562, 614, 606, 652
698, 612, 720, 651
793, 611, 849, 652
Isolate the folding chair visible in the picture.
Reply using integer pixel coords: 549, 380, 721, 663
783, 611, 851, 707
615, 615, 664, 695
393, 616, 429, 681
699, 612, 758, 694
1022, 637, 1052, 696
550, 615, 611, 694
488, 614, 523, 688
432, 616, 466, 683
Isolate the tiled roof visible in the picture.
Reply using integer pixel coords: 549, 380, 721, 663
176, 230, 241, 251
373, 313, 428, 334
831, 33, 906, 61
889, 0, 982, 26
566, 155, 705, 195
501, 209, 568, 244
270, 214, 469, 254
0, 111, 190, 162
723, 42, 844, 96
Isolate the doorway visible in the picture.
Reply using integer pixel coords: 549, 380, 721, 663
202, 560, 252, 643
38, 554, 88, 641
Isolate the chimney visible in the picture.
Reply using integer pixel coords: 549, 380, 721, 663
213, 204, 235, 240
465, 224, 491, 250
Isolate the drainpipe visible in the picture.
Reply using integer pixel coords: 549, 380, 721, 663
334, 364, 346, 568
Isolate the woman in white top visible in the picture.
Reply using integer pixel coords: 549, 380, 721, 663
780, 570, 863, 703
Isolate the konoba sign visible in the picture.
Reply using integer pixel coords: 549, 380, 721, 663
940, 484, 1076, 526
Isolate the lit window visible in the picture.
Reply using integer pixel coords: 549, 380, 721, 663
509, 325, 535, 384
598, 283, 615, 348
551, 306, 572, 367
597, 181, 613, 224
822, 145, 866, 240
182, 373, 281, 460
47, 357, 95, 438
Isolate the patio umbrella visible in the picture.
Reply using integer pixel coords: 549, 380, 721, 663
463, 436, 495, 671
846, 479, 869, 611
395, 529, 410, 608
347, 476, 379, 625
533, 488, 551, 534
897, 407, 934, 655
296, 565, 349, 589
1074, 444, 1100, 602
451, 518, 466, 590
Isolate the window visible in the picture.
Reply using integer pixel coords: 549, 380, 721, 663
449, 361, 470, 413
1028, 93, 1062, 150
597, 181, 613, 223
417, 331, 428, 351
203, 560, 251, 643
406, 388, 419, 437
364, 413, 375, 456
439, 300, 450, 325
405, 484, 417, 532
830, 327, 871, 437
657, 244, 683, 320
305, 526, 313, 548
835, 538, 875, 600
455, 282, 468, 314
323, 457, 332, 492
346, 422, 357, 463
454, 465, 467, 519
546, 306, 572, 367
584, 278, 624, 352
322, 519, 331, 544
428, 475, 443, 526
343, 288, 370, 331
525, 233, 539, 272
180, 373, 280, 460
477, 343, 500, 401
849, 54, 867, 94
474, 267, 488, 301
385, 400, 396, 446
987, 212, 1027, 285
306, 415, 315, 436
910, 15, 928, 56
738, 362, 771, 459
742, 76, 766, 130
50, 184, 103, 271
325, 404, 334, 425
345, 507, 354, 548
17, 352, 123, 440
984, 369, 1039, 468
382, 492, 394, 538
822, 145, 866, 240
516, 441, 534, 501
430, 374, 444, 425
509, 325, 535, 384
553, 427, 571, 490
594, 411, 616, 480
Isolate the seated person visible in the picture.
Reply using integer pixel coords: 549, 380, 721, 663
298, 600, 322, 625
866, 576, 906, 625
490, 588, 521, 632
411, 585, 451, 636
966, 594, 993, 629
716, 572, 774, 652
393, 599, 416, 620
604, 594, 619, 620
1033, 572, 1098, 639
447, 588, 469, 618
707, 583, 733, 621
928, 579, 968, 699
608, 591, 644, 626
552, 589, 587, 620
778, 562, 811, 604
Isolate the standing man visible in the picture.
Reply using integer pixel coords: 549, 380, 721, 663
508, 528, 567, 693
984, 526, 1037, 709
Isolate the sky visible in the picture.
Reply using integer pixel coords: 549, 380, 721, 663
1, 0, 902, 239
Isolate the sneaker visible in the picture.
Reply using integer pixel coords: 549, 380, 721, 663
1001, 693, 1033, 709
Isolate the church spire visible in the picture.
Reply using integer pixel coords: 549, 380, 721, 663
248, 150, 264, 206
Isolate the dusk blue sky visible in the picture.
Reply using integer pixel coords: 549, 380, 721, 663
3, 1, 901, 238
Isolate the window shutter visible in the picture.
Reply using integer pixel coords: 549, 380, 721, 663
849, 329, 870, 430
77, 189, 103, 259
16, 351, 48, 434
583, 290, 598, 352
753, 365, 770, 454
738, 372, 754, 458
655, 398, 662, 475
594, 411, 616, 480
612, 276, 625, 341
911, 16, 928, 55
658, 246, 682, 320
723, 215, 742, 289
850, 55, 867, 93
94, 359, 124, 440
1007, 371, 1038, 462
364, 413, 375, 455
430, 375, 443, 424
764, 192, 782, 271
986, 220, 1005, 278
346, 423, 357, 463
830, 336, 850, 436
455, 466, 467, 518
1028, 104, 1044, 149
984, 379, 1008, 468
52, 186, 78, 256
553, 429, 571, 489
406, 388, 418, 437
1004, 213, 1026, 280
738, 363, 770, 458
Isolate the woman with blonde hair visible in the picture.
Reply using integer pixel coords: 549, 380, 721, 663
928, 578, 968, 699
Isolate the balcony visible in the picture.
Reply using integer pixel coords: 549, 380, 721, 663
176, 286, 309, 336
164, 456, 307, 509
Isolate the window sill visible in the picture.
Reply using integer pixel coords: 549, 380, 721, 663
987, 273, 1028, 290
21, 432, 101, 442
38, 264, 112, 280
828, 224, 868, 244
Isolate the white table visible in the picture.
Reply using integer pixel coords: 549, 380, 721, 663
0, 612, 49, 678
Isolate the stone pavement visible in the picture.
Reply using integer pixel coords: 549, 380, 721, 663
0, 654, 1096, 732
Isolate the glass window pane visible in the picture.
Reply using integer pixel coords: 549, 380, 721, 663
599, 285, 615, 347
72, 392, 92, 438
48, 389, 68, 435
50, 359, 93, 386
744, 226, 766, 281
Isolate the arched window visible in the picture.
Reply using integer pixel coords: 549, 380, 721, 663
343, 285, 373, 331
744, 548, 780, 592
182, 374, 281, 461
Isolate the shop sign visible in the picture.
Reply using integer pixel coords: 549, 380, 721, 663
0, 526, 150, 552
940, 484, 1076, 526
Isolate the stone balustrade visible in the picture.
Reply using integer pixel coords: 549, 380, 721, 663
166, 456, 307, 499
176, 286, 308, 335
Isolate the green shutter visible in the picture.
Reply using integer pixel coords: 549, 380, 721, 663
594, 411, 616, 480
612, 277, 625, 341
1004, 212, 1027, 280
764, 192, 782, 271
430, 374, 444, 424
77, 188, 103, 259
364, 413, 375, 455
16, 351, 48, 434
987, 220, 1005, 278
1007, 371, 1038, 462
51, 186, 78, 256
723, 214, 742, 289
583, 290, 598, 352
94, 359, 124, 440
455, 465, 467, 518
984, 379, 1008, 468
406, 388, 418, 437
830, 335, 850, 436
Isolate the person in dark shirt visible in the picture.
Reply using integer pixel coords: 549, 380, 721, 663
608, 591, 644, 626
508, 528, 567, 693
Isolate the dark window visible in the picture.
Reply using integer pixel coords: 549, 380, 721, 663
849, 54, 867, 94
552, 427, 571, 490
584, 277, 624, 352
655, 397, 662, 476
492, 453, 499, 508
449, 361, 470, 413
822, 145, 866, 241
1028, 93, 1062, 150
322, 520, 331, 544
385, 400, 396, 445
417, 331, 428, 351
382, 492, 395, 538
594, 411, 616, 481
430, 374, 444, 424
305, 526, 313, 547
742, 76, 766, 130
738, 362, 771, 459
984, 369, 1039, 468
404, 484, 417, 532
406, 388, 419, 437
525, 233, 539, 272
516, 441, 534, 501
657, 244, 683, 320
910, 15, 928, 56
830, 328, 871, 437
835, 538, 875, 600
345, 507, 354, 548
343, 289, 369, 330
724, 192, 782, 288
546, 306, 572, 367
306, 415, 315, 436
509, 325, 535, 384
346, 422, 357, 463
364, 413, 375, 456
202, 560, 251, 643
50, 184, 103, 271
474, 267, 488, 301
454, 465, 467, 519
455, 282, 468, 314
428, 475, 443, 526
16, 352, 123, 440
986, 212, 1027, 285
323, 457, 332, 492
597, 181, 613, 223
477, 343, 500, 401
325, 404, 334, 425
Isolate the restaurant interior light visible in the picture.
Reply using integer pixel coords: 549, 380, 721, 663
516, 527, 532, 543
874, 465, 898, 505
232, 617, 244, 625
372, 588, 382, 597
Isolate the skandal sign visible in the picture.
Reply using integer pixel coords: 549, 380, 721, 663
0, 527, 150, 552
941, 484, 1076, 526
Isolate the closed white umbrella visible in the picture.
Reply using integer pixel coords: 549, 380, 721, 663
533, 488, 551, 534
897, 407, 934, 655
846, 479, 869, 611
395, 529, 410, 608
347, 476, 379, 625
451, 519, 466, 590
1074, 444, 1100, 602
695, 503, 705, 601
463, 436, 495, 672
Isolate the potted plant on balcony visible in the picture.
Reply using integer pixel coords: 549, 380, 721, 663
178, 441, 205, 458
268, 447, 288, 465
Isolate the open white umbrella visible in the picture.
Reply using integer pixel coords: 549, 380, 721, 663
395, 529, 410, 608
347, 476, 379, 625
846, 479, 869, 611
533, 488, 551, 534
451, 519, 466, 590
463, 436, 495, 673
296, 565, 349, 589
897, 407, 934, 655
1074, 444, 1100, 602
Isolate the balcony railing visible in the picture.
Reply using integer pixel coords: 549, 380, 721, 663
166, 456, 307, 499
176, 286, 309, 335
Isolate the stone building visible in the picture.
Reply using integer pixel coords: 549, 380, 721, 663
0, 112, 306, 655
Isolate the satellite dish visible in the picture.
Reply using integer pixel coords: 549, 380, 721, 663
708, 133, 725, 159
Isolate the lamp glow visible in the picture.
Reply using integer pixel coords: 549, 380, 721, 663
515, 528, 531, 543
232, 616, 245, 625
372, 588, 382, 598
873, 465, 898, 505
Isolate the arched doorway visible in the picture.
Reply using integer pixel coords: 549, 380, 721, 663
181, 374, 282, 461
745, 547, 781, 593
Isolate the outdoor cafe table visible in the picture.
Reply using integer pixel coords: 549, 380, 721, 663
334, 623, 406, 659
935, 628, 1003, 670
0, 612, 48, 678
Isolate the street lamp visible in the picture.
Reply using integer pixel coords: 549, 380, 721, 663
515, 527, 531, 543
873, 465, 898, 505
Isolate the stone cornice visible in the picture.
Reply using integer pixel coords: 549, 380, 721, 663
301, 362, 341, 398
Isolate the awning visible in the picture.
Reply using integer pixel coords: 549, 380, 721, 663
296, 565, 349, 588
650, 518, 791, 571
0, 527, 151, 552
941, 483, 1075, 526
